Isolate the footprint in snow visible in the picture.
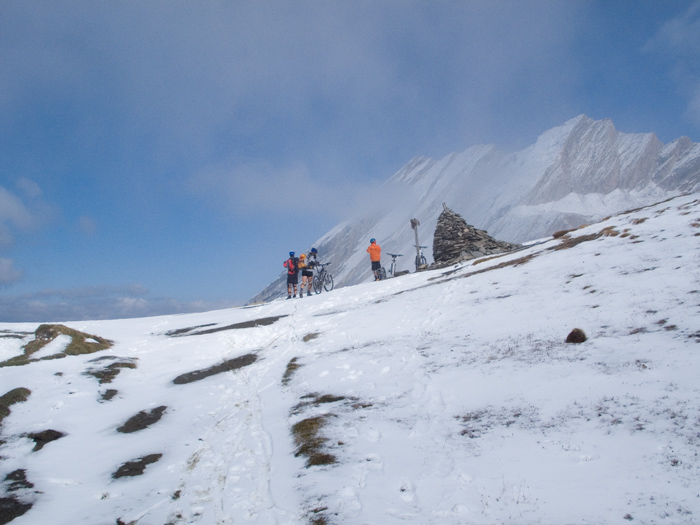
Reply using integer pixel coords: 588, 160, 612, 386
399, 479, 417, 503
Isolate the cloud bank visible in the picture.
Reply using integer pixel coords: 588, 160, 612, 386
0, 284, 238, 323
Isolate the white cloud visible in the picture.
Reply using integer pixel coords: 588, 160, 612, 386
16, 177, 43, 199
0, 185, 34, 229
0, 185, 37, 248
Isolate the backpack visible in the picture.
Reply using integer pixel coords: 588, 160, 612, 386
287, 257, 298, 274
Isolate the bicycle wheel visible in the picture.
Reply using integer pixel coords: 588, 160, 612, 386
323, 272, 334, 292
379, 267, 386, 280
420, 255, 427, 266
313, 274, 323, 294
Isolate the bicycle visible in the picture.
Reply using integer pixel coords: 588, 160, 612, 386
312, 262, 334, 294
415, 245, 428, 269
386, 253, 403, 277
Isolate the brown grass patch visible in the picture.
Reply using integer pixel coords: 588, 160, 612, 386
1, 324, 112, 367
0, 387, 31, 427
282, 357, 302, 386
554, 232, 604, 250
292, 393, 346, 415
292, 415, 337, 468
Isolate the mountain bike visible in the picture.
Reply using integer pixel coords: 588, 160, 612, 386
415, 245, 428, 269
386, 252, 403, 276
312, 262, 334, 294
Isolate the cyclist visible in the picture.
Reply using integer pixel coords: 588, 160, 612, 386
298, 253, 314, 297
367, 238, 382, 281
283, 251, 300, 299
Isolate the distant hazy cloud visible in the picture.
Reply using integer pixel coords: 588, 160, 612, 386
0, 1, 581, 172
0, 258, 23, 285
78, 215, 97, 236
645, 1, 700, 126
0, 284, 238, 322
189, 159, 384, 221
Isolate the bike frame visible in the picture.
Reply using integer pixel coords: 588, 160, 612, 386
387, 253, 403, 276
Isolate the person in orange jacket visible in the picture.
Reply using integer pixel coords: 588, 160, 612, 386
367, 238, 382, 281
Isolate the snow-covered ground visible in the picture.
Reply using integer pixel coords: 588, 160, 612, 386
2, 193, 700, 525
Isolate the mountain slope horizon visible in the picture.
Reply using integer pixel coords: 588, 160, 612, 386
251, 114, 700, 304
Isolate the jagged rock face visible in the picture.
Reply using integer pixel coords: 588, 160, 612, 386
432, 205, 520, 266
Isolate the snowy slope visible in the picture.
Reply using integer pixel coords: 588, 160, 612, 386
1, 193, 700, 524
251, 115, 700, 303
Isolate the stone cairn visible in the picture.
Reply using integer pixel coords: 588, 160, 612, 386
432, 203, 521, 267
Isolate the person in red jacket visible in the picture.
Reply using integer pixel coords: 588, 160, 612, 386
366, 238, 382, 281
284, 251, 300, 299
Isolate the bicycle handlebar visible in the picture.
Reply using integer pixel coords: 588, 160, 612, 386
387, 253, 403, 257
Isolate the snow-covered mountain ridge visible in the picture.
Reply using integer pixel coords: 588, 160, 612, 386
252, 115, 700, 303
1, 192, 700, 524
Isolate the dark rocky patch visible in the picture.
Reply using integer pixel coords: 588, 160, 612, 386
0, 497, 32, 525
566, 328, 587, 344
4, 470, 33, 492
117, 406, 167, 433
173, 354, 258, 385
84, 356, 138, 384
112, 453, 163, 479
0, 470, 35, 524
164, 323, 217, 337
101, 389, 118, 402
25, 429, 65, 451
169, 316, 287, 337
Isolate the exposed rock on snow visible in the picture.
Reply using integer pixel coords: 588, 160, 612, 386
432, 203, 520, 267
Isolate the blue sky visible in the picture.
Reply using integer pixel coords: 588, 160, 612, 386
1, 0, 700, 322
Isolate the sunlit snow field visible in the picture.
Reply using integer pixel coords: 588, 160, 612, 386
2, 193, 700, 524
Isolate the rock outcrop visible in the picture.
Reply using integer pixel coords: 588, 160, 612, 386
432, 204, 520, 267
